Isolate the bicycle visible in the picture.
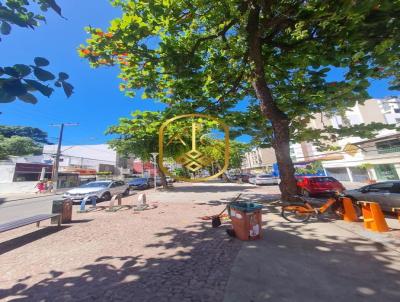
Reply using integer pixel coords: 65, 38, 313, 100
281, 193, 350, 223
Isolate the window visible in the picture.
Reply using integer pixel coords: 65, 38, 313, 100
394, 108, 400, 113
389, 183, 400, 193
346, 113, 362, 125
368, 182, 393, 192
376, 139, 400, 154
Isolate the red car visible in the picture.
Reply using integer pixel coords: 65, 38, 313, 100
296, 176, 345, 197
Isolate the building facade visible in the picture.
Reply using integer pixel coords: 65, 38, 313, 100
241, 97, 400, 182
298, 97, 400, 183
242, 147, 277, 173
43, 144, 119, 175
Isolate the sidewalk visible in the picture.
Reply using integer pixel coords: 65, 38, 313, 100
223, 205, 400, 302
0, 183, 399, 301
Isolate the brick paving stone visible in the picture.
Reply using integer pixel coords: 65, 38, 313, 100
0, 185, 248, 302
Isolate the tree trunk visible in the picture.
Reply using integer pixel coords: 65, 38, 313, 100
246, 3, 298, 201
216, 162, 231, 182
158, 168, 168, 189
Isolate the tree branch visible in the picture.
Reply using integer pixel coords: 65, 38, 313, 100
188, 19, 237, 56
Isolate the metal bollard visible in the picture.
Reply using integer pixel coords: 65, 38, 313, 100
135, 193, 148, 211
106, 194, 123, 212
79, 195, 97, 212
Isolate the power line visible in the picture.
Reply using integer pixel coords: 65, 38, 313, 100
41, 152, 116, 163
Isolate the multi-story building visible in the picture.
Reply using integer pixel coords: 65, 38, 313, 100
242, 147, 277, 173
298, 97, 400, 182
43, 144, 119, 175
242, 97, 400, 182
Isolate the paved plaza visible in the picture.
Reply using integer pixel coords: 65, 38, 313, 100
0, 183, 399, 301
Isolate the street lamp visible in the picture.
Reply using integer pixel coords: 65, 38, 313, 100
150, 152, 159, 190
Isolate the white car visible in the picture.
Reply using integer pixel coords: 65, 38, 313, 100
63, 180, 129, 202
249, 174, 280, 185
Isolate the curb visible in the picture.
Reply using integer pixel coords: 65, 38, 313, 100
1, 192, 64, 203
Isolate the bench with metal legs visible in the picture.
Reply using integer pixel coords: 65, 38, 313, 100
0, 214, 61, 233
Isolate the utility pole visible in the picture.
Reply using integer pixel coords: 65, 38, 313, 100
50, 123, 79, 190
150, 152, 159, 191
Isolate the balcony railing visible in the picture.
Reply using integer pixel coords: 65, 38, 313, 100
377, 146, 400, 154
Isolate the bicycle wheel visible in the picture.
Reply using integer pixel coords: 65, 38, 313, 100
281, 205, 312, 223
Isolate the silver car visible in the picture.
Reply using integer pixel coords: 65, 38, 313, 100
63, 180, 130, 202
344, 181, 400, 212
249, 174, 280, 185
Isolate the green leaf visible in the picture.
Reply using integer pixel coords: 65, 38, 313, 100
3, 67, 19, 78
319, 67, 331, 73
34, 57, 50, 67
43, 0, 63, 17
24, 79, 54, 97
13, 64, 31, 77
3, 79, 28, 96
58, 72, 69, 80
62, 81, 74, 97
33, 67, 56, 81
0, 90, 16, 103
18, 93, 38, 104
1, 21, 11, 35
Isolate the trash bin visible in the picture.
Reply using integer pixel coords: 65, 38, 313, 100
228, 202, 263, 241
51, 199, 73, 224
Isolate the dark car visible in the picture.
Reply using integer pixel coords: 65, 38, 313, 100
344, 181, 400, 212
128, 178, 154, 190
240, 174, 254, 183
297, 176, 345, 197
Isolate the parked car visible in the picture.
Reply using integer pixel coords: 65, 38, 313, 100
63, 180, 129, 202
344, 181, 400, 212
296, 176, 345, 196
166, 176, 176, 183
128, 178, 154, 190
226, 174, 240, 181
249, 174, 279, 185
240, 174, 254, 183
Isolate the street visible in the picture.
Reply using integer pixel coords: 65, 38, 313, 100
0, 195, 58, 224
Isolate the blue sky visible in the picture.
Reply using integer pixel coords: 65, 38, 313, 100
0, 0, 166, 145
0, 0, 398, 145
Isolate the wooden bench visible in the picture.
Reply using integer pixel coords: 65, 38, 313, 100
0, 214, 61, 233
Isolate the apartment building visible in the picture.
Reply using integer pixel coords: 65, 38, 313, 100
300, 97, 400, 182
242, 97, 400, 182
242, 147, 277, 173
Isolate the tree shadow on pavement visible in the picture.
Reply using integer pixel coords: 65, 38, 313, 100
225, 221, 400, 302
2, 207, 399, 302
166, 184, 255, 193
0, 221, 242, 302
0, 226, 70, 256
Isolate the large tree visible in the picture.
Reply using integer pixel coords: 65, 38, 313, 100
107, 109, 237, 184
0, 125, 51, 144
80, 0, 400, 200
0, 135, 42, 159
